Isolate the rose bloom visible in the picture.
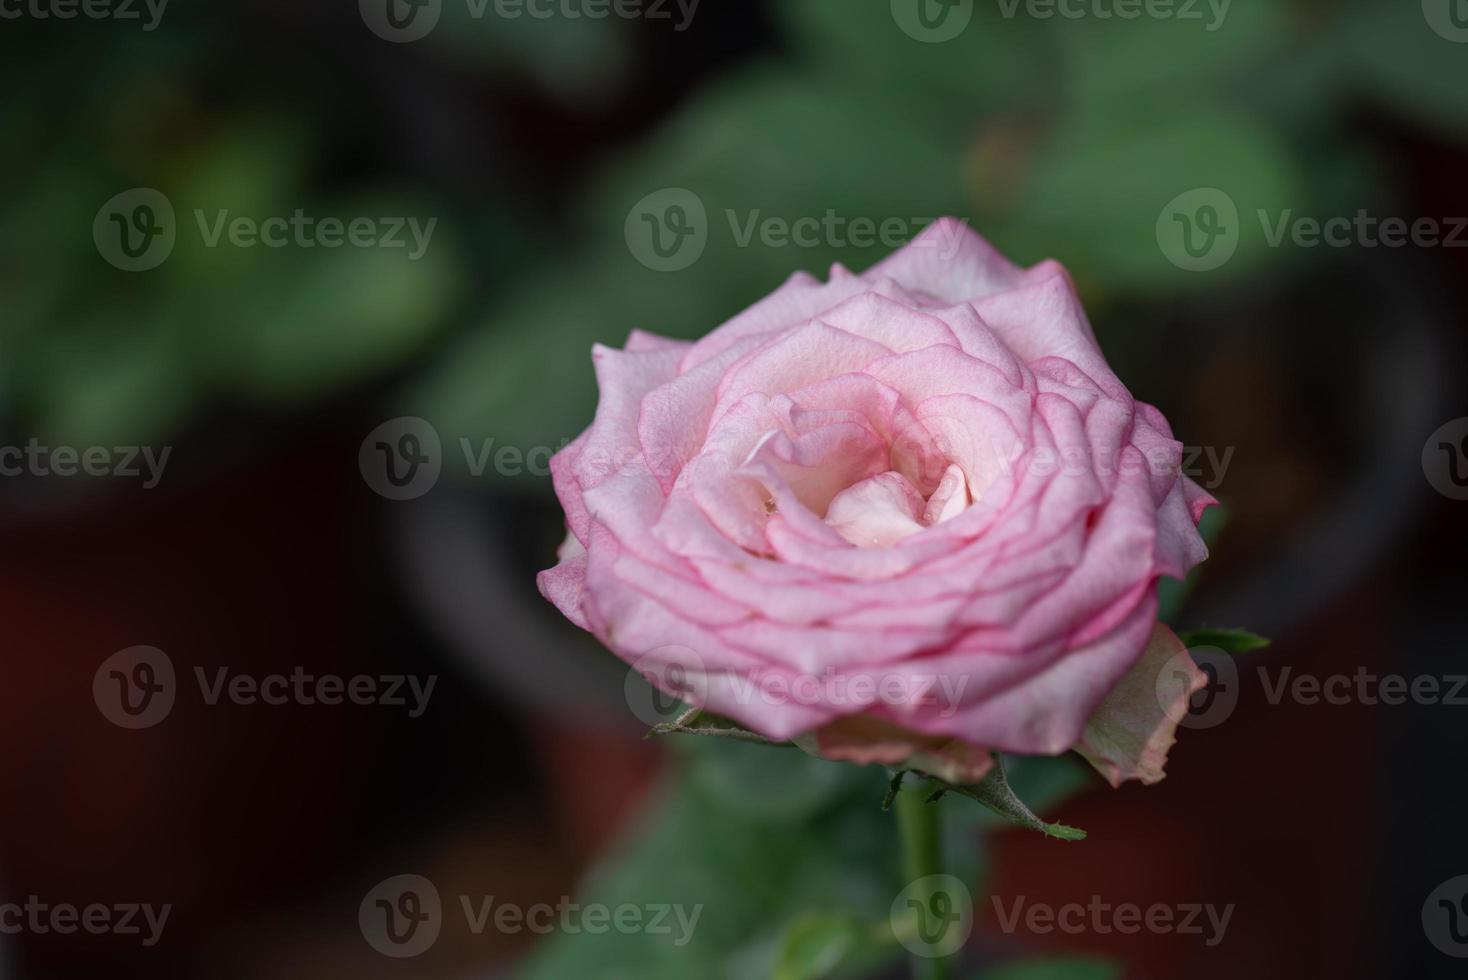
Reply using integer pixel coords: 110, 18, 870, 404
539, 219, 1210, 786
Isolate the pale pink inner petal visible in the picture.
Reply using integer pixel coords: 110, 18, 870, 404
825, 471, 927, 548
923, 463, 971, 526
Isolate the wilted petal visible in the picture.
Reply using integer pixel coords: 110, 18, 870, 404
1077, 622, 1206, 787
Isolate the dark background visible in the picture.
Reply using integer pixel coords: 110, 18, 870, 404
2, 1, 1466, 977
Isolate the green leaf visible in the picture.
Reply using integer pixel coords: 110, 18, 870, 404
975, 956, 1122, 980
773, 913, 890, 980
1177, 628, 1271, 654
926, 756, 1086, 842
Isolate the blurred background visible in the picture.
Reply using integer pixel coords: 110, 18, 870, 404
2, 0, 1467, 977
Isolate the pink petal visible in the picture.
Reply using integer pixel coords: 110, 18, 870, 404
549, 430, 592, 545
624, 329, 693, 353
816, 291, 961, 353
638, 336, 765, 492
825, 471, 927, 548
969, 265, 1128, 402
798, 717, 994, 785
1077, 622, 1206, 787
536, 535, 590, 630
864, 217, 1027, 305
923, 463, 971, 526
680, 270, 870, 371
574, 343, 684, 490
712, 321, 893, 419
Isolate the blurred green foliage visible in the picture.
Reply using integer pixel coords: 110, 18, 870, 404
518, 738, 1090, 979
0, 7, 638, 446
419, 0, 1466, 491
6, 0, 1463, 459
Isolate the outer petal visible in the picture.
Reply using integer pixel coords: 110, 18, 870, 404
574, 343, 685, 491
536, 534, 590, 629
968, 265, 1127, 402
680, 270, 870, 371
796, 717, 994, 785
864, 217, 1027, 305
624, 328, 693, 353
1077, 623, 1206, 787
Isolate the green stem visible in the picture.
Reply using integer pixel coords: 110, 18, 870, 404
895, 782, 951, 980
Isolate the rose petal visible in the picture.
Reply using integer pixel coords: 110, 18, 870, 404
798, 717, 994, 784
825, 471, 927, 548
1077, 622, 1205, 787
865, 217, 1027, 305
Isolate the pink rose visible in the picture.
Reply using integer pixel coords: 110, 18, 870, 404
539, 218, 1212, 787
